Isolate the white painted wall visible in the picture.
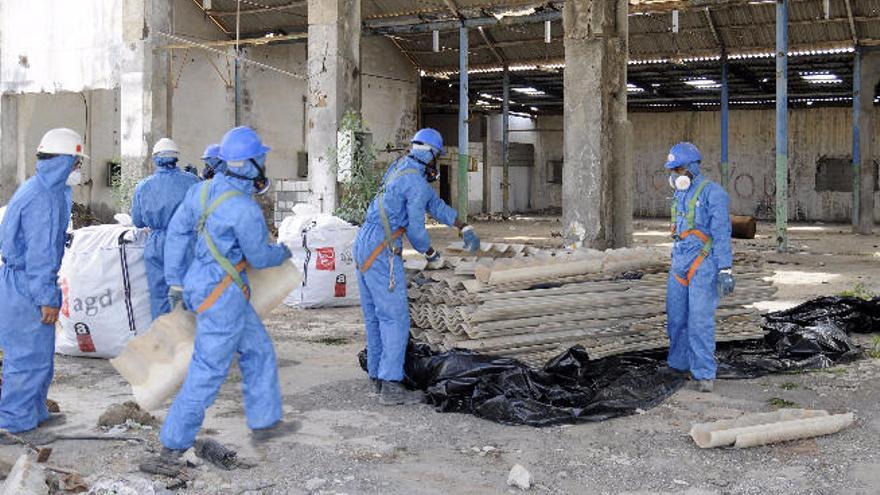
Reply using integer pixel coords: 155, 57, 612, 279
0, 0, 123, 93
485, 114, 537, 213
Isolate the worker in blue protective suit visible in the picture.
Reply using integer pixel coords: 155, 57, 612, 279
354, 128, 481, 406
0, 128, 87, 436
165, 143, 229, 311
200, 143, 226, 180
665, 142, 735, 393
160, 126, 292, 454
131, 138, 200, 319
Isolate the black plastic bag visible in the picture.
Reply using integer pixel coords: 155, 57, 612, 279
361, 344, 685, 427
717, 296, 878, 378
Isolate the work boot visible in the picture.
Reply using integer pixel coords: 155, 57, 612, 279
251, 420, 301, 445
39, 413, 67, 428
696, 380, 714, 393
370, 378, 381, 394
378, 380, 424, 406
662, 366, 691, 380
159, 447, 185, 461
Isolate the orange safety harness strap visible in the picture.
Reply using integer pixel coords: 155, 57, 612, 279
359, 227, 405, 273
196, 260, 249, 314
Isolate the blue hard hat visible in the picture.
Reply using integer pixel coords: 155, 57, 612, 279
665, 142, 702, 170
218, 126, 271, 162
411, 128, 445, 156
202, 143, 221, 160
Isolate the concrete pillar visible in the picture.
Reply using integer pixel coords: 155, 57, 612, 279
0, 94, 18, 204
307, 0, 361, 213
855, 47, 880, 234
120, 0, 172, 184
562, 0, 631, 248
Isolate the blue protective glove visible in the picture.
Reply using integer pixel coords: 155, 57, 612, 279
168, 285, 184, 310
425, 247, 443, 270
460, 225, 480, 253
717, 269, 735, 297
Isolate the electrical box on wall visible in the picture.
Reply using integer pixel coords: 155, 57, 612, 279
296, 151, 308, 178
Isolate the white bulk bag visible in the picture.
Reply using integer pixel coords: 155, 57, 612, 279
280, 212, 360, 308
56, 225, 152, 358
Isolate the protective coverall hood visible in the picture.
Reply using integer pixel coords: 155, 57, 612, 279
35, 155, 76, 191
154, 156, 179, 169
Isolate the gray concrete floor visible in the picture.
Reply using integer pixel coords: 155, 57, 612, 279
8, 216, 880, 494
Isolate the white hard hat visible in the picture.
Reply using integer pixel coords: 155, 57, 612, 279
36, 128, 89, 159
152, 137, 180, 157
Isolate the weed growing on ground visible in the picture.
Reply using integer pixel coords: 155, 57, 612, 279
314, 337, 351, 346
779, 382, 799, 390
837, 282, 876, 300
768, 397, 801, 409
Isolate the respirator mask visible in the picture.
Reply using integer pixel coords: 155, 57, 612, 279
668, 174, 692, 191
412, 144, 440, 183
226, 158, 270, 196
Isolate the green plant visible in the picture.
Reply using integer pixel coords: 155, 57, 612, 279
768, 397, 800, 409
779, 382, 799, 390
868, 336, 880, 359
838, 283, 875, 300
331, 111, 383, 225
313, 337, 350, 346
110, 161, 143, 213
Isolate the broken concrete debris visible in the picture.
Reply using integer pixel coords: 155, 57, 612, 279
1, 455, 47, 495
507, 464, 533, 490
97, 401, 155, 428
690, 409, 855, 448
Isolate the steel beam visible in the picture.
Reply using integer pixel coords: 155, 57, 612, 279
775, 0, 789, 252
458, 25, 469, 221
721, 49, 730, 190
851, 47, 860, 227
502, 66, 510, 218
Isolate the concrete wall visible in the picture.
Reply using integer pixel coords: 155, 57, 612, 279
0, 0, 123, 93
6, 90, 119, 219
497, 108, 879, 222
1, 0, 419, 215
629, 107, 880, 222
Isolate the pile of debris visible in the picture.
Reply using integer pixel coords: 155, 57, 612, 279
408, 245, 776, 366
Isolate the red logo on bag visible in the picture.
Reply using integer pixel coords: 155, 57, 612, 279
60, 278, 70, 318
74, 322, 96, 353
335, 274, 346, 297
315, 248, 336, 271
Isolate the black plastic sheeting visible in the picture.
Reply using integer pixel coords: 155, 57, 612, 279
360, 296, 880, 427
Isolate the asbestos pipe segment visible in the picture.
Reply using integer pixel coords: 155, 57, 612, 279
689, 409, 830, 448
733, 413, 855, 448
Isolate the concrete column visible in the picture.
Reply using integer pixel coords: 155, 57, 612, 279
0, 94, 18, 204
120, 0, 172, 184
562, 0, 631, 248
855, 47, 880, 234
307, 0, 361, 213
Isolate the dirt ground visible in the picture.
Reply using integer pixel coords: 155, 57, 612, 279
8, 216, 880, 495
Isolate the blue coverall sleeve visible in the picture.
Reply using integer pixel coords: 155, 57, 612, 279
425, 185, 459, 227
232, 200, 290, 269
707, 185, 733, 269
21, 196, 64, 307
130, 184, 145, 228
164, 194, 197, 287
403, 183, 433, 254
